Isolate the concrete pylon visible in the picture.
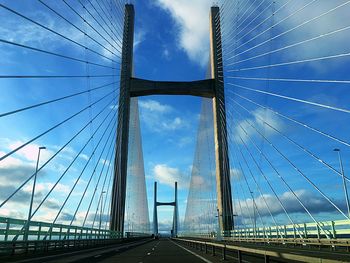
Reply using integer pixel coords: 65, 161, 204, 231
153, 182, 178, 237
172, 182, 178, 237
110, 4, 135, 233
110, 4, 233, 236
209, 6, 234, 234
153, 182, 158, 235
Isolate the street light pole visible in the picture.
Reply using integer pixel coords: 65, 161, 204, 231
216, 208, 222, 241
25, 146, 46, 242
251, 191, 256, 238
99, 191, 106, 229
334, 149, 350, 218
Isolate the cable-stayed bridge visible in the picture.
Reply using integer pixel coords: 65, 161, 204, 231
0, 1, 350, 262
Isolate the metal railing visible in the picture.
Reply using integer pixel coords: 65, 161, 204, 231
173, 238, 348, 263
0, 216, 150, 255
228, 219, 350, 239
179, 219, 350, 247
0, 216, 122, 242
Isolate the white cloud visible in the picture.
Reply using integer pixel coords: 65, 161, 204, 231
139, 99, 173, 113
8, 141, 54, 164
134, 29, 147, 50
155, 0, 214, 66
178, 136, 193, 148
100, 158, 111, 167
0, 151, 22, 169
138, 99, 188, 132
230, 168, 242, 181
232, 108, 283, 144
234, 189, 342, 220
153, 164, 188, 189
79, 153, 89, 161
161, 117, 184, 130
162, 47, 171, 60
225, 1, 350, 71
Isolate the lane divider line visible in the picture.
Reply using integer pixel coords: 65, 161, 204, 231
170, 240, 213, 263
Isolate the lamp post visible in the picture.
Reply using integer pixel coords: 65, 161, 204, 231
25, 146, 46, 242
216, 208, 222, 241
99, 191, 106, 229
216, 208, 238, 239
334, 149, 350, 218
251, 191, 257, 238
132, 212, 135, 233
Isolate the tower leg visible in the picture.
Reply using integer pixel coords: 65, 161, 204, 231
110, 4, 135, 233
153, 182, 158, 235
210, 6, 234, 235
173, 182, 178, 237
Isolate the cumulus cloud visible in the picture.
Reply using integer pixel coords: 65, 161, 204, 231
153, 164, 188, 189
162, 47, 171, 60
232, 108, 283, 144
279, 1, 350, 59
224, 1, 350, 71
230, 168, 242, 181
0, 144, 75, 222
138, 99, 188, 132
177, 136, 193, 148
134, 29, 147, 50
8, 141, 53, 163
139, 99, 173, 113
234, 189, 344, 219
0, 3, 122, 63
155, 0, 214, 66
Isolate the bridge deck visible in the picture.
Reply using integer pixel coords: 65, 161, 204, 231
4, 239, 220, 263
95, 239, 214, 263
4, 238, 350, 263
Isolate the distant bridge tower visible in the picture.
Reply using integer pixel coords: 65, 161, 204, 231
110, 4, 233, 234
153, 182, 178, 237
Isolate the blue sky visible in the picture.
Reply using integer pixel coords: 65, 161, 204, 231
0, 0, 210, 233
1, 0, 350, 236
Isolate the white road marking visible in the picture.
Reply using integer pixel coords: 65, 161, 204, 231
94, 254, 101, 258
170, 240, 213, 263
147, 252, 151, 255
226, 254, 251, 263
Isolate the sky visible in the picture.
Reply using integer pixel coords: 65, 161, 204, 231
1, 0, 350, 237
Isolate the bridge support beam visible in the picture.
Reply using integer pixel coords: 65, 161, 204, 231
210, 6, 234, 234
130, 78, 215, 98
110, 4, 233, 236
153, 182, 178, 237
110, 4, 135, 233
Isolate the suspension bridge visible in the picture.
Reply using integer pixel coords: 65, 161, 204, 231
1, 0, 350, 262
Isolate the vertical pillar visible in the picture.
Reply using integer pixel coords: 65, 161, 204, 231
172, 182, 178, 237
153, 182, 158, 235
110, 4, 135, 233
209, 6, 234, 234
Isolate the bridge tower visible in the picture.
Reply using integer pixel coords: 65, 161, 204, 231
110, 4, 234, 234
153, 182, 178, 237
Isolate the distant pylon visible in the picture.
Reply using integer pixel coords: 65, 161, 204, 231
153, 182, 178, 237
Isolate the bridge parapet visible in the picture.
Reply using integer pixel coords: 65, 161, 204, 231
0, 216, 152, 255
0, 216, 122, 242
179, 219, 350, 248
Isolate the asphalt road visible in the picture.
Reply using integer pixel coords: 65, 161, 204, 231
88, 239, 220, 263
4, 239, 222, 263
4, 238, 350, 263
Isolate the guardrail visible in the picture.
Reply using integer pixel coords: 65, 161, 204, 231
0, 217, 122, 242
0, 216, 151, 255
174, 238, 347, 263
228, 219, 350, 240
180, 219, 350, 241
